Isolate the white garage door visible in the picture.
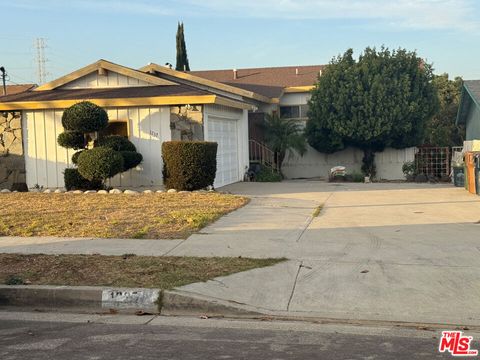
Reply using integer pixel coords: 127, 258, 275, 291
207, 116, 239, 188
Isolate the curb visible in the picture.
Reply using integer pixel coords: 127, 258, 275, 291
0, 285, 260, 316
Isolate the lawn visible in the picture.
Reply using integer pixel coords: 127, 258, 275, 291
0, 254, 283, 289
0, 192, 248, 239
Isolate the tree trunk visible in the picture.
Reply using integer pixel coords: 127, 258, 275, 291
361, 148, 376, 179
275, 151, 286, 176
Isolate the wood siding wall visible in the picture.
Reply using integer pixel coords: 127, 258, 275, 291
22, 106, 171, 189
60, 71, 152, 89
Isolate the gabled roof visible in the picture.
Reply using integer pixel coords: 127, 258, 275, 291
35, 59, 176, 91
456, 80, 479, 125
140, 63, 274, 104
1, 84, 36, 97
190, 65, 324, 97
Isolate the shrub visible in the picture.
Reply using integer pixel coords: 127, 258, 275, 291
57, 131, 85, 150
77, 147, 124, 181
98, 135, 137, 152
64, 168, 103, 190
162, 141, 217, 190
255, 165, 282, 182
71, 150, 84, 165
61, 101, 108, 133
120, 151, 143, 171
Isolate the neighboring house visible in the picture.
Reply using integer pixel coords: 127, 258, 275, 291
1, 84, 36, 97
457, 80, 480, 141
0, 60, 413, 190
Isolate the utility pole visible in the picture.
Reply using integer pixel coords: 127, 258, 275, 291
0, 67, 6, 96
34, 37, 48, 84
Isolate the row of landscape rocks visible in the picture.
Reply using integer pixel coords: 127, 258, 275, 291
0, 188, 216, 194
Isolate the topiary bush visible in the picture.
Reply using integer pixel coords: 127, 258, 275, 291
61, 101, 108, 133
77, 147, 124, 181
57, 131, 85, 150
120, 151, 143, 171
162, 141, 217, 190
64, 168, 103, 190
98, 135, 137, 152
71, 150, 84, 165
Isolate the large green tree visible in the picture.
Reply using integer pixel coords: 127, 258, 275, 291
175, 22, 190, 71
423, 74, 464, 147
306, 47, 438, 177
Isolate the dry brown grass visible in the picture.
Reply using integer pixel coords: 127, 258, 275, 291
0, 254, 283, 289
0, 192, 248, 239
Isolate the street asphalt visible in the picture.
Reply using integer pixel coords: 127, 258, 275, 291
0, 311, 465, 360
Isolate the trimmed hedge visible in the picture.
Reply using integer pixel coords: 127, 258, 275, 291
57, 131, 84, 150
77, 147, 124, 181
64, 168, 103, 190
62, 101, 108, 133
120, 151, 143, 171
162, 141, 217, 191
71, 150, 84, 165
98, 135, 137, 152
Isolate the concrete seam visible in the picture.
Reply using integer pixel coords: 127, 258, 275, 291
162, 239, 188, 256
286, 261, 303, 312
295, 216, 313, 243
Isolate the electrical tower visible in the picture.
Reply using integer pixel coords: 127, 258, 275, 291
34, 38, 48, 84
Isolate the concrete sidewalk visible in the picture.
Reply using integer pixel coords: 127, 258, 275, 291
2, 181, 480, 326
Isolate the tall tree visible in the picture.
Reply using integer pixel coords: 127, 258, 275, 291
175, 22, 190, 71
306, 47, 438, 178
423, 74, 464, 147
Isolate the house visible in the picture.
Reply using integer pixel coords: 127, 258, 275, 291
0, 60, 256, 189
457, 80, 480, 141
190, 65, 414, 180
0, 60, 413, 190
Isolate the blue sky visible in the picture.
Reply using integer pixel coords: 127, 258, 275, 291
1, 0, 480, 85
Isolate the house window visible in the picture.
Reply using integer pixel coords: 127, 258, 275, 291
280, 105, 309, 119
100, 121, 129, 138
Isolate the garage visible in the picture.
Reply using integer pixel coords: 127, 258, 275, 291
204, 105, 248, 188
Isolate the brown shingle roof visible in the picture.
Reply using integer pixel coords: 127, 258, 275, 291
190, 65, 324, 98
1, 84, 36, 97
0, 85, 208, 103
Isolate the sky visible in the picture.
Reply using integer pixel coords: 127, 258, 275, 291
1, 0, 480, 85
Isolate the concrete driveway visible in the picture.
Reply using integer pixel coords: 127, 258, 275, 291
173, 181, 480, 326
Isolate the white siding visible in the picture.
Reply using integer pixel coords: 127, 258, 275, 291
22, 106, 170, 189
60, 71, 152, 89
204, 105, 248, 188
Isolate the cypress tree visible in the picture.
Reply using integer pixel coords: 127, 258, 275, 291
175, 22, 190, 71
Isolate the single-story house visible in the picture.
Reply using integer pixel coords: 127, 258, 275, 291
457, 80, 480, 141
0, 60, 414, 190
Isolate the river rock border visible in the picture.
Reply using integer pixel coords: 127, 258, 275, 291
0, 188, 219, 194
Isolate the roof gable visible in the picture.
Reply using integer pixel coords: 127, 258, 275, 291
35, 60, 177, 91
